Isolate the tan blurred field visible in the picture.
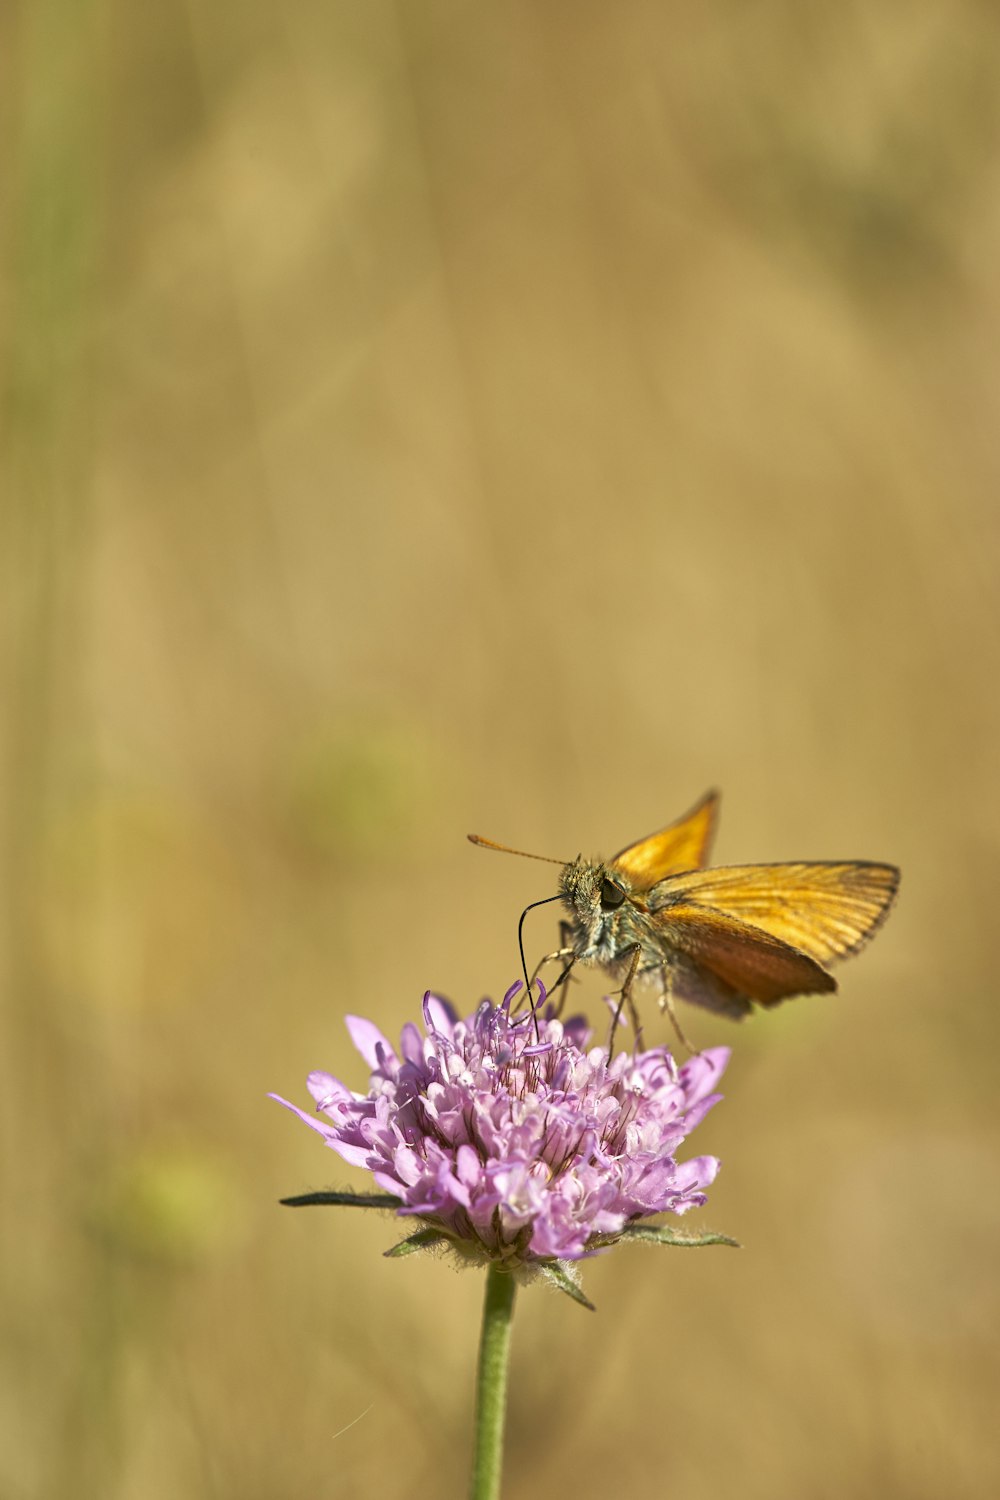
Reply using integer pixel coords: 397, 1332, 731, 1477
3, 3, 1000, 1497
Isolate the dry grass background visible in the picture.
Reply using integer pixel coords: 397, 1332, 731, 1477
3, 2, 1000, 1497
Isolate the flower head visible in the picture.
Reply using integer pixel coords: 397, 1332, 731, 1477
272, 984, 728, 1271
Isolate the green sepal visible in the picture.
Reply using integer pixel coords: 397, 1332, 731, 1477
280, 1190, 402, 1210
539, 1261, 596, 1311
384, 1227, 452, 1258
618, 1223, 741, 1250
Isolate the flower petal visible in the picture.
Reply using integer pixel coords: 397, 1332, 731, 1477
345, 1016, 396, 1070
276, 990, 728, 1267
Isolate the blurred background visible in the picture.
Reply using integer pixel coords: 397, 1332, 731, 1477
3, 2, 999, 1496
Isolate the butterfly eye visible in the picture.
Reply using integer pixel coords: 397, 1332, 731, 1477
600, 878, 626, 910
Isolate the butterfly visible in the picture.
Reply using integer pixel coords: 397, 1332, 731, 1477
469, 791, 899, 1046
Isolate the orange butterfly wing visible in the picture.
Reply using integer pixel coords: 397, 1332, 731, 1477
609, 790, 719, 892
649, 861, 899, 963
657, 903, 837, 1009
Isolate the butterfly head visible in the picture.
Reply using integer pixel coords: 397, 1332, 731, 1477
559, 857, 642, 961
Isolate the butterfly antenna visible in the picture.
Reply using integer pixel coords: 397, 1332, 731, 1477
467, 834, 567, 866
516, 894, 564, 1040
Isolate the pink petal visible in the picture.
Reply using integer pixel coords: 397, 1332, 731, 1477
345, 1015, 396, 1070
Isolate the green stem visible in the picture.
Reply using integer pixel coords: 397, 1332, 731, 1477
469, 1264, 517, 1500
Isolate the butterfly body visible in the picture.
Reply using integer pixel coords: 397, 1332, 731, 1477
469, 791, 899, 1031
559, 854, 878, 1020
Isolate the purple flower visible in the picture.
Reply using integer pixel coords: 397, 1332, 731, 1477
272, 985, 729, 1271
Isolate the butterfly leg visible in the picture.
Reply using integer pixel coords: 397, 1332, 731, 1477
528, 945, 575, 991
657, 972, 697, 1055
608, 944, 645, 1055
546, 956, 578, 1016
528, 923, 579, 1014
511, 951, 566, 1015
524, 945, 576, 1013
